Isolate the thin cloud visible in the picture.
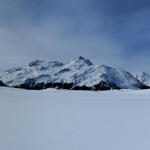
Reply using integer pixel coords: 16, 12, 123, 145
0, 0, 150, 72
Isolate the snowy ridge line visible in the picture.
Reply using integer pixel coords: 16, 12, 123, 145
0, 56, 150, 90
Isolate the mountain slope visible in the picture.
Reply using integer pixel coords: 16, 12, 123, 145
0, 57, 149, 90
132, 72, 150, 86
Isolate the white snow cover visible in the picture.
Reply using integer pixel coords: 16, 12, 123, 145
132, 72, 150, 86
1, 87, 150, 150
0, 57, 147, 89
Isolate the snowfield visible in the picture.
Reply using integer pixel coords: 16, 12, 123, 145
1, 87, 150, 150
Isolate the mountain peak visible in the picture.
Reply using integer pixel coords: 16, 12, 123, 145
99, 64, 111, 68
78, 56, 86, 60
29, 60, 44, 67
75, 56, 93, 66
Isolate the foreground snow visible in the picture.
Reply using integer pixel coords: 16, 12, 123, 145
0, 87, 150, 150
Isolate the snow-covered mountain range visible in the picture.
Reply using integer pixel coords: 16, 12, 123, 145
0, 57, 150, 90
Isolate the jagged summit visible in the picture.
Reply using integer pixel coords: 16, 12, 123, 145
0, 57, 149, 90
29, 60, 44, 67
77, 56, 93, 65
67, 56, 93, 66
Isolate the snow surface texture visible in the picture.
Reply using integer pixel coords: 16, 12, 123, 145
0, 57, 149, 89
1, 87, 150, 150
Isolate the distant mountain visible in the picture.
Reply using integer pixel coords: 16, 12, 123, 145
132, 72, 150, 87
0, 57, 149, 90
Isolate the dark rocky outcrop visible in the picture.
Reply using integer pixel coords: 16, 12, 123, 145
15, 78, 74, 90
62, 83, 74, 89
53, 83, 63, 89
29, 60, 44, 67
15, 79, 37, 90
0, 80, 5, 86
140, 85, 150, 89
94, 80, 111, 91
72, 85, 92, 91
45, 83, 53, 89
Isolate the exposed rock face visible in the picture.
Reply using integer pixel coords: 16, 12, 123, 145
15, 79, 74, 90
15, 79, 52, 90
0, 57, 150, 91
62, 83, 74, 89
29, 60, 44, 67
94, 80, 111, 91
0, 80, 5, 86
139, 85, 150, 89
72, 85, 92, 91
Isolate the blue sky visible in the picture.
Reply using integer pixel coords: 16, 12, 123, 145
0, 0, 150, 72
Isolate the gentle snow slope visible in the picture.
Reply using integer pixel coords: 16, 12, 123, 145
1, 87, 150, 150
